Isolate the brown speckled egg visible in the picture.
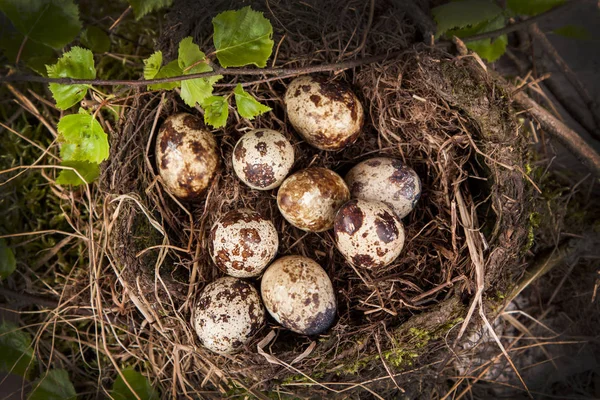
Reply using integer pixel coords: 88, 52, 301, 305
261, 255, 336, 335
345, 157, 421, 219
155, 113, 220, 199
284, 76, 364, 151
193, 277, 265, 354
209, 209, 278, 278
277, 167, 350, 232
334, 199, 405, 269
232, 129, 294, 190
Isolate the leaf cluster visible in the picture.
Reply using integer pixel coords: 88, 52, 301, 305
431, 0, 586, 62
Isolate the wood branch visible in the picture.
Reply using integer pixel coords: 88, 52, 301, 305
0, 51, 405, 87
529, 23, 600, 140
512, 88, 600, 177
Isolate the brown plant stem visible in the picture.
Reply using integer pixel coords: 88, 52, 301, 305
0, 51, 405, 87
529, 23, 600, 140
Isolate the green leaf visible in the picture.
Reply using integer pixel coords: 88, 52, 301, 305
143, 51, 162, 80
46, 47, 96, 110
233, 84, 271, 119
177, 37, 222, 106
453, 16, 508, 62
0, 14, 56, 74
0, 0, 82, 49
552, 24, 592, 40
213, 6, 274, 67
507, 0, 565, 16
56, 160, 100, 185
28, 369, 76, 400
432, 0, 502, 37
0, 239, 16, 280
127, 0, 173, 20
0, 322, 35, 378
58, 112, 109, 164
149, 59, 182, 91
111, 368, 159, 400
202, 96, 229, 128
80, 26, 110, 54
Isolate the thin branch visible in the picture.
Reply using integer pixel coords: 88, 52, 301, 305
512, 88, 600, 177
0, 51, 404, 87
529, 23, 600, 139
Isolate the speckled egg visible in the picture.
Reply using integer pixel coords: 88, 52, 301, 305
261, 255, 336, 335
277, 167, 350, 232
193, 277, 265, 354
232, 129, 294, 190
209, 209, 279, 278
155, 113, 220, 199
345, 157, 421, 219
284, 76, 364, 151
334, 199, 405, 269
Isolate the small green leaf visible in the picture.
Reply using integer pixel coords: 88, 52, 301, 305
143, 51, 162, 80
80, 26, 110, 53
0, 15, 56, 74
28, 369, 76, 400
0, 322, 35, 378
432, 0, 502, 37
56, 160, 100, 185
202, 96, 229, 128
46, 47, 96, 110
213, 6, 274, 68
58, 113, 109, 164
0, 0, 82, 49
454, 16, 508, 62
233, 84, 271, 119
177, 37, 222, 106
507, 0, 565, 16
127, 0, 173, 20
0, 239, 16, 280
149, 60, 182, 91
552, 25, 592, 40
111, 368, 159, 400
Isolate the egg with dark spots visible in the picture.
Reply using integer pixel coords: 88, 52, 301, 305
284, 76, 364, 151
193, 277, 265, 354
277, 167, 350, 232
334, 199, 405, 269
209, 209, 279, 278
261, 255, 336, 335
345, 157, 421, 218
232, 129, 294, 190
155, 113, 220, 199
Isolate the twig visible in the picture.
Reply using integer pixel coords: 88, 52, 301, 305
529, 23, 600, 140
511, 88, 600, 177
0, 51, 405, 87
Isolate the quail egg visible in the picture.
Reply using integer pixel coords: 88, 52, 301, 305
155, 113, 220, 199
193, 277, 265, 354
209, 209, 279, 278
277, 167, 350, 232
334, 199, 405, 269
345, 157, 421, 218
232, 129, 294, 190
261, 255, 336, 335
284, 76, 364, 151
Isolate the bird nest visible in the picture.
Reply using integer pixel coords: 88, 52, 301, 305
98, 0, 532, 397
